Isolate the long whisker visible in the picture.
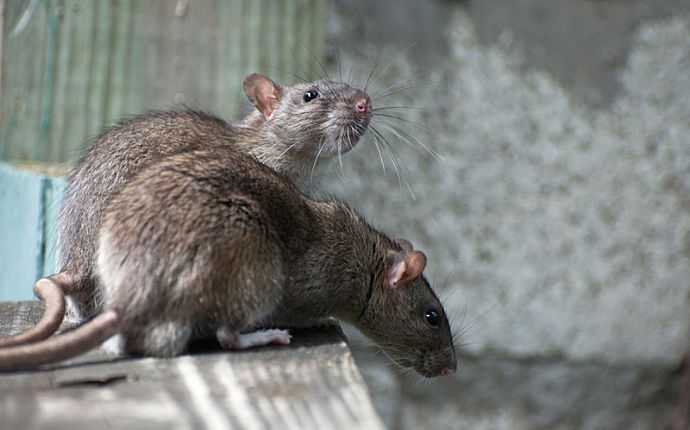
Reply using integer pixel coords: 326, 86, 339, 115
371, 106, 426, 112
369, 132, 387, 176
372, 112, 434, 134
370, 71, 432, 99
370, 126, 403, 188
267, 66, 310, 84
276, 141, 302, 160
338, 129, 345, 172
373, 77, 441, 102
363, 57, 381, 92
373, 119, 445, 161
347, 60, 355, 86
289, 46, 315, 82
372, 125, 417, 200
310, 137, 328, 182
300, 40, 332, 83
366, 42, 416, 92
335, 44, 343, 83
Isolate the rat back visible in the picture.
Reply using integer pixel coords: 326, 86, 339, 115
59, 75, 371, 322
96, 147, 316, 356
59, 111, 245, 319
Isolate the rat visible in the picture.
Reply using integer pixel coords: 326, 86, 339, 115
0, 146, 457, 378
0, 73, 372, 347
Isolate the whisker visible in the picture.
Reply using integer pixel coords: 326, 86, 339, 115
373, 77, 441, 102
373, 119, 445, 161
335, 44, 343, 83
372, 112, 434, 134
370, 71, 433, 99
370, 125, 417, 199
301, 41, 332, 82
267, 65, 310, 84
370, 126, 403, 187
369, 132, 387, 176
371, 106, 426, 112
276, 141, 302, 160
363, 57, 381, 92
347, 61, 355, 86
366, 42, 416, 92
310, 137, 328, 182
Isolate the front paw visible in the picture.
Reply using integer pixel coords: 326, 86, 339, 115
216, 327, 291, 350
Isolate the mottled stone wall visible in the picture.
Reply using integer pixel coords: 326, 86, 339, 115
325, 0, 690, 428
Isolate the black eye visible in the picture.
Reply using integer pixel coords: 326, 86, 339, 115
303, 90, 319, 102
424, 309, 439, 327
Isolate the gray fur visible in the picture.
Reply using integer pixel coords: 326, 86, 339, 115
0, 145, 456, 376
59, 75, 371, 320
95, 147, 456, 377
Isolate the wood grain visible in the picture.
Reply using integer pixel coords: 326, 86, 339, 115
0, 301, 385, 430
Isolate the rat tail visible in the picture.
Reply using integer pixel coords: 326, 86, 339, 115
0, 310, 120, 371
0, 272, 72, 347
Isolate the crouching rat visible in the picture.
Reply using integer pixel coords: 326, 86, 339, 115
0, 73, 373, 347
0, 146, 457, 378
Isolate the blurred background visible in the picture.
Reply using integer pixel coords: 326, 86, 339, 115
1, 0, 689, 429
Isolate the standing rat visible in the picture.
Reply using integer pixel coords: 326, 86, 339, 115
0, 146, 457, 378
0, 73, 372, 347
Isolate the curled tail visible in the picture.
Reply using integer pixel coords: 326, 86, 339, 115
0, 272, 72, 347
0, 310, 120, 371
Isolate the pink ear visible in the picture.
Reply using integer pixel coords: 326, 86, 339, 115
386, 251, 427, 288
243, 73, 283, 119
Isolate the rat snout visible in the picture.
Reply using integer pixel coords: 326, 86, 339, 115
419, 346, 458, 378
441, 366, 456, 377
354, 92, 371, 115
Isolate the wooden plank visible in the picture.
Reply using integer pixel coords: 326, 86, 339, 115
0, 163, 66, 300
0, 301, 385, 430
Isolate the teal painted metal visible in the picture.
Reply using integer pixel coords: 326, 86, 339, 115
0, 163, 65, 300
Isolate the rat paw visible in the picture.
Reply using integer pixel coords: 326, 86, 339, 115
101, 333, 126, 358
216, 328, 291, 350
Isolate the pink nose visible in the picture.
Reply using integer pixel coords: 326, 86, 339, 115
355, 98, 371, 114
440, 367, 455, 376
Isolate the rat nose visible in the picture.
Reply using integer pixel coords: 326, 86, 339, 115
441, 367, 455, 376
354, 96, 371, 114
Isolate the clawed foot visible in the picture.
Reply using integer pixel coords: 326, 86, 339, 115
216, 327, 291, 350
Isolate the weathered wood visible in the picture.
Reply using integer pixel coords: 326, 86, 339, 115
0, 301, 385, 430
1, 0, 327, 164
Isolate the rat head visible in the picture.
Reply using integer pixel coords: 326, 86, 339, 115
243, 73, 372, 161
357, 239, 457, 378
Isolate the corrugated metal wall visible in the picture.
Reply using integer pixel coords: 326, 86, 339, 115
0, 0, 326, 300
1, 0, 326, 163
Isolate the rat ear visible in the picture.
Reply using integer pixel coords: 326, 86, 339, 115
394, 239, 413, 253
243, 73, 283, 120
386, 251, 427, 289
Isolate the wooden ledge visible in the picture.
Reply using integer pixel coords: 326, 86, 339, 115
0, 301, 384, 430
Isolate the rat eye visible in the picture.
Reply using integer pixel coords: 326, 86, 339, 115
424, 309, 439, 328
303, 90, 319, 102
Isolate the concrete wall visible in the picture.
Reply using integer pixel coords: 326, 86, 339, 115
324, 0, 690, 428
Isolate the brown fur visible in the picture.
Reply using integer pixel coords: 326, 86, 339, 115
0, 147, 456, 377
58, 75, 371, 321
